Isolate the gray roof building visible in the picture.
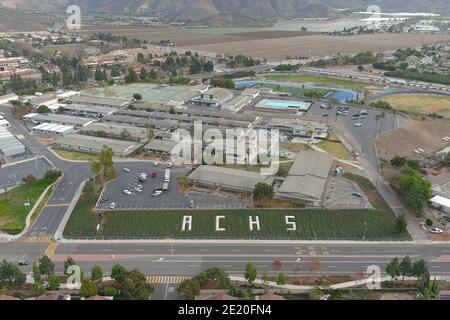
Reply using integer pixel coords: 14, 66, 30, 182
67, 95, 130, 108
144, 139, 178, 155
24, 113, 93, 128
52, 134, 143, 157
79, 123, 149, 142
0, 128, 26, 157
101, 114, 178, 130
277, 151, 333, 205
189, 165, 269, 193
60, 104, 117, 117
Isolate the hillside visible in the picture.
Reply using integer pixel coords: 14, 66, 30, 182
3, 1, 450, 24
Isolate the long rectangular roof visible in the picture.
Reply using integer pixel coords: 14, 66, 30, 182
26, 113, 93, 126
68, 95, 130, 108
277, 151, 333, 202
189, 165, 268, 192
53, 134, 143, 156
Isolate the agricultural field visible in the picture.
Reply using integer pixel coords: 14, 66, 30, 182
376, 93, 450, 117
64, 205, 410, 241
181, 33, 450, 59
0, 176, 57, 234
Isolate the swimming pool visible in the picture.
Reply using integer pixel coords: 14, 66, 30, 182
256, 99, 312, 112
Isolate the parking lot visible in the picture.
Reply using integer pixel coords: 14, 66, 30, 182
324, 176, 372, 209
0, 157, 53, 190
96, 162, 248, 211
305, 101, 408, 169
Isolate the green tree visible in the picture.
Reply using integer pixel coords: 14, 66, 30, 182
111, 264, 127, 283
33, 280, 46, 296
399, 255, 413, 280
177, 278, 200, 300
91, 265, 103, 283
38, 255, 54, 276
47, 274, 60, 290
120, 269, 154, 300
125, 68, 138, 83
64, 257, 76, 275
413, 259, 429, 280
37, 105, 50, 113
391, 155, 408, 167
80, 279, 98, 298
133, 93, 143, 100
244, 262, 257, 284
398, 167, 432, 213
32, 263, 42, 283
253, 183, 274, 202
276, 272, 286, 287
385, 257, 401, 281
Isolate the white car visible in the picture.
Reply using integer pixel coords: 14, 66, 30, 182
123, 189, 132, 195
153, 161, 159, 166
135, 187, 143, 193
166, 162, 173, 168
123, 168, 131, 173
153, 190, 162, 197
354, 123, 363, 127
430, 228, 444, 234
110, 202, 116, 209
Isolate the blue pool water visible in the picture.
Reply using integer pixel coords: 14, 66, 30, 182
235, 81, 259, 89
265, 100, 309, 109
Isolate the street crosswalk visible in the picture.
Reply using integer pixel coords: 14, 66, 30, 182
43, 241, 59, 257
147, 276, 190, 284
14, 236, 53, 243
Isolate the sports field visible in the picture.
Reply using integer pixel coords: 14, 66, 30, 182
376, 93, 450, 117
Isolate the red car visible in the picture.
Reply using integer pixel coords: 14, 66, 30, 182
151, 170, 157, 178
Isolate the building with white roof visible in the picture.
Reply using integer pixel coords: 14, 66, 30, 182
32, 123, 74, 136
430, 195, 450, 214
0, 128, 26, 157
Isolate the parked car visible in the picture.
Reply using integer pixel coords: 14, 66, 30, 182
354, 123, 363, 127
135, 187, 143, 193
123, 189, 132, 195
100, 197, 109, 203
352, 192, 363, 198
166, 162, 174, 168
123, 168, 131, 173
153, 161, 159, 166
110, 202, 116, 209
153, 190, 162, 197
430, 228, 444, 234
189, 200, 195, 208
151, 170, 157, 177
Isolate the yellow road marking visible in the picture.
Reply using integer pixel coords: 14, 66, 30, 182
44, 241, 59, 257
15, 236, 52, 243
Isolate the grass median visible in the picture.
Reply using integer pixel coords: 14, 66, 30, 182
0, 172, 60, 234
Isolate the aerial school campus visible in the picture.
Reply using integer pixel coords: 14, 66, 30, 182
0, 1, 449, 303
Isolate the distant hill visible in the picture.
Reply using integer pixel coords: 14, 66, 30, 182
0, 5, 54, 31
3, 1, 450, 28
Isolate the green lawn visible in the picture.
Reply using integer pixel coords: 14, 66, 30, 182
316, 141, 353, 160
264, 74, 371, 90
64, 206, 410, 241
261, 83, 328, 98
0, 177, 57, 234
52, 148, 99, 162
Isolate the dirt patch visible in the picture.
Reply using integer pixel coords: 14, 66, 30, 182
376, 118, 450, 161
231, 30, 319, 39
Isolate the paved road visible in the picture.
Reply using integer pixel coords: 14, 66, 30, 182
0, 105, 91, 236
2, 242, 449, 279
0, 157, 52, 190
